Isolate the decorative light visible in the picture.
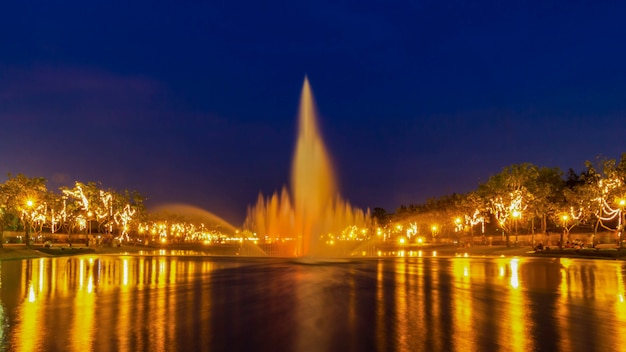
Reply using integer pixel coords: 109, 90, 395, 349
454, 217, 463, 232
490, 190, 527, 230
62, 183, 89, 212
465, 209, 485, 233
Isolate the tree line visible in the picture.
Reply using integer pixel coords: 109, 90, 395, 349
372, 153, 626, 248
0, 174, 146, 247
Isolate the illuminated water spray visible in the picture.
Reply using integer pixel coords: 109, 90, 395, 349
244, 77, 370, 256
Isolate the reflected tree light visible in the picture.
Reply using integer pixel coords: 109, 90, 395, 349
122, 259, 129, 286
510, 258, 520, 289
27, 283, 36, 303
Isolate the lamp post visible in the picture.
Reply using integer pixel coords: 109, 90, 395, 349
87, 211, 93, 235
454, 217, 463, 246
618, 199, 625, 249
87, 211, 93, 247
431, 225, 438, 243
25, 199, 34, 247
512, 210, 521, 246
560, 214, 568, 250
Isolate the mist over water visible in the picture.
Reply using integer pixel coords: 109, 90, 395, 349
151, 203, 238, 234
244, 77, 371, 256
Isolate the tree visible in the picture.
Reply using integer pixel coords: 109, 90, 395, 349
371, 207, 390, 228
590, 156, 626, 247
478, 163, 537, 246
458, 192, 487, 245
1, 174, 49, 247
527, 167, 564, 245
558, 168, 599, 247
60, 182, 92, 236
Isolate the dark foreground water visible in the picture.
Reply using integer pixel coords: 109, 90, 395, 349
0, 254, 625, 352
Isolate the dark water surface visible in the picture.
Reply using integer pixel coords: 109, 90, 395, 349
1, 254, 625, 351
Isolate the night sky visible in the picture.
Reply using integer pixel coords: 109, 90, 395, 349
1, 1, 625, 226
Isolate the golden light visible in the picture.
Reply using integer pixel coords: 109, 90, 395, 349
455, 217, 462, 224
431, 225, 438, 232
509, 258, 520, 289
619, 199, 626, 207
561, 214, 569, 222
26, 199, 34, 207
87, 211, 93, 217
398, 237, 406, 245
416, 237, 424, 244
512, 210, 521, 219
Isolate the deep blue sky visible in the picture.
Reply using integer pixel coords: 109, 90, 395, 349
1, 1, 625, 226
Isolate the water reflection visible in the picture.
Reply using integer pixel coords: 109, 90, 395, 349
0, 256, 625, 351
451, 258, 474, 352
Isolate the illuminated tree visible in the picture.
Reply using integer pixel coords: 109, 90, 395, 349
0, 174, 49, 247
556, 167, 600, 247
111, 189, 144, 240
527, 167, 564, 243
588, 156, 626, 247
458, 192, 487, 245
60, 182, 92, 236
478, 164, 536, 246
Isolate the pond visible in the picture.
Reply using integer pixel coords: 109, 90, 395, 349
1, 254, 625, 351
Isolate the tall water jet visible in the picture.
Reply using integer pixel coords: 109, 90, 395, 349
291, 77, 337, 256
244, 77, 371, 256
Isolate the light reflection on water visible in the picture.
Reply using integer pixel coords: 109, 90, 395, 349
0, 256, 625, 351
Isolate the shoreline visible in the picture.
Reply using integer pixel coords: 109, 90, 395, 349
0, 244, 151, 261
1, 243, 624, 261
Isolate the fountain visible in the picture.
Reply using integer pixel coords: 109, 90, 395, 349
244, 77, 371, 256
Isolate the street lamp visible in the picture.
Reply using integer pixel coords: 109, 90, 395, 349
454, 217, 462, 231
512, 210, 521, 246
25, 199, 34, 247
454, 217, 463, 246
431, 225, 438, 242
87, 211, 93, 235
560, 214, 569, 249
618, 199, 625, 248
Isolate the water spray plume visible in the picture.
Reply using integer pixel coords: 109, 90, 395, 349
151, 203, 237, 234
244, 77, 370, 256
